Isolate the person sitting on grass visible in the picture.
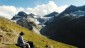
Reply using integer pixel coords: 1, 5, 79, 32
17, 32, 30, 48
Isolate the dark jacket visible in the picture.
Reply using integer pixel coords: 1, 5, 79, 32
17, 35, 25, 46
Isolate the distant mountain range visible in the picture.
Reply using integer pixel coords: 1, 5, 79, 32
11, 5, 85, 48
40, 5, 85, 48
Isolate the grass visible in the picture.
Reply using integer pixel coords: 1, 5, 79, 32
0, 17, 77, 48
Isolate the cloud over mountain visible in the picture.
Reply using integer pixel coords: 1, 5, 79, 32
0, 6, 24, 19
26, 1, 68, 15
0, 1, 68, 19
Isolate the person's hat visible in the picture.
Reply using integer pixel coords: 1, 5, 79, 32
20, 32, 24, 35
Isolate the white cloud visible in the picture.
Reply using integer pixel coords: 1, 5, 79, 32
0, 5, 25, 19
26, 1, 68, 16
0, 6, 17, 19
0, 1, 68, 19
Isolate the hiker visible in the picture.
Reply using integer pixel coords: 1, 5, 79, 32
17, 32, 30, 48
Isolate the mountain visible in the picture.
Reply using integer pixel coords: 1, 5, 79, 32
45, 5, 85, 25
12, 11, 56, 34
12, 11, 33, 30
40, 5, 85, 48
44, 11, 58, 17
59, 5, 85, 17
11, 11, 42, 34
0, 16, 76, 48
11, 11, 28, 20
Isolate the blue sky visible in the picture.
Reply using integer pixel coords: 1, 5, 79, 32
0, 0, 85, 8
